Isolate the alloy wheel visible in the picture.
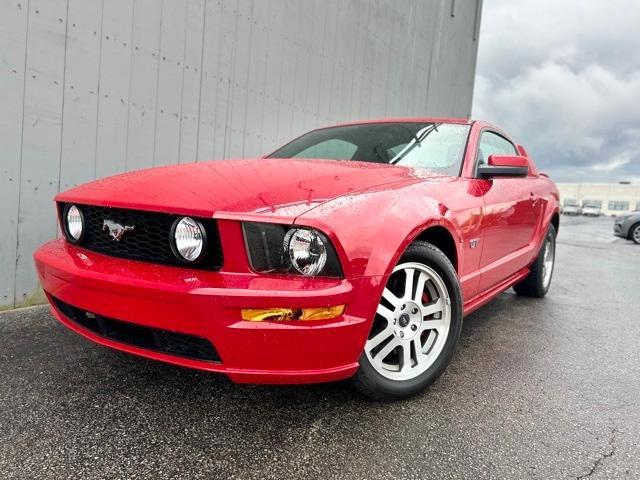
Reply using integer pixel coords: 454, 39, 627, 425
541, 233, 555, 289
365, 262, 451, 381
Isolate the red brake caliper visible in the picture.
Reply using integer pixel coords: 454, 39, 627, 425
421, 291, 430, 305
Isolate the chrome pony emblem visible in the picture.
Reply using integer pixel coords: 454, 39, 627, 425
102, 219, 135, 242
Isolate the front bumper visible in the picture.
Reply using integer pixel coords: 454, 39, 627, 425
34, 239, 380, 384
613, 222, 627, 238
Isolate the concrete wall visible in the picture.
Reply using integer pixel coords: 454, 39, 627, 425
558, 183, 640, 216
0, 0, 482, 310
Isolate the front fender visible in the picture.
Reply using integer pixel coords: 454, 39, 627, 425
294, 181, 462, 280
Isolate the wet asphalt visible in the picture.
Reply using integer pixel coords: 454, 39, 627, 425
1, 216, 639, 479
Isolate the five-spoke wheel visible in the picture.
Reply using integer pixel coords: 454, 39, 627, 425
353, 241, 462, 400
365, 262, 451, 381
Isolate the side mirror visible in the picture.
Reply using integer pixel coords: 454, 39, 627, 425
477, 154, 530, 178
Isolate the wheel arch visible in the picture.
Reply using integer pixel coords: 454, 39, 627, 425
414, 225, 459, 273
629, 221, 640, 240
550, 211, 559, 234
380, 219, 462, 281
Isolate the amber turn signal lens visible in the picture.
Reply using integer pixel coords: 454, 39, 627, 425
241, 305, 345, 322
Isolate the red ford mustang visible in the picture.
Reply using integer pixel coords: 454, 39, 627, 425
34, 118, 559, 399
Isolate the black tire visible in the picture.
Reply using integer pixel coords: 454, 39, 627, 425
513, 224, 556, 298
629, 222, 640, 244
352, 241, 463, 401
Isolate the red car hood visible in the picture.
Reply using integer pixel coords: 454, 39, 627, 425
57, 158, 446, 221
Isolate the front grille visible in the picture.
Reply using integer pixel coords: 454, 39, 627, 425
59, 203, 223, 270
51, 295, 221, 363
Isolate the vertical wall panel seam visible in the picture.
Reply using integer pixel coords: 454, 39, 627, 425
382, 2, 394, 116
194, 0, 207, 161
273, 7, 284, 139
316, 2, 329, 120
326, 2, 339, 121
256, 0, 269, 154
211, 2, 224, 159
123, 0, 137, 171
93, 0, 106, 179
12, 0, 31, 309
152, 0, 165, 166
56, 0, 71, 196
358, 0, 371, 117
425, 0, 445, 112
223, 0, 240, 158
301, 0, 315, 125
240, 0, 255, 157
347, 1, 359, 119
177, 0, 189, 163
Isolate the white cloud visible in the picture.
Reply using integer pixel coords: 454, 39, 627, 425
473, 0, 640, 182
588, 155, 630, 172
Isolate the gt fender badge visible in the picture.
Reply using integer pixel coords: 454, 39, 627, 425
470, 238, 479, 249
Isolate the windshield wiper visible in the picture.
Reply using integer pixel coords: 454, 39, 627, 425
390, 123, 441, 164
400, 123, 440, 147
400, 125, 421, 145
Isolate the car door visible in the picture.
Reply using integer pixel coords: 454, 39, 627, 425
475, 130, 538, 291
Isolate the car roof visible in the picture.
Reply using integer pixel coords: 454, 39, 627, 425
329, 117, 473, 128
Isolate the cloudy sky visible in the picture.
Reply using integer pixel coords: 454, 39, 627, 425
473, 0, 640, 183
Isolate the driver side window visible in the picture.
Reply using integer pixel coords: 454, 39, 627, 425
477, 131, 517, 166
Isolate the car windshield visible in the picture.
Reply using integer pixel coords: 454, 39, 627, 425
267, 122, 470, 176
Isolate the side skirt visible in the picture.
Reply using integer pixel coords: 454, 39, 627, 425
462, 267, 530, 317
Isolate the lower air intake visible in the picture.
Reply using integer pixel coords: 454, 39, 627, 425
50, 295, 221, 363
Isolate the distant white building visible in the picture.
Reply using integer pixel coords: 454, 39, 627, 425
557, 183, 640, 216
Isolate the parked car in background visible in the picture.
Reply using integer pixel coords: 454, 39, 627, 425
582, 204, 602, 217
562, 201, 580, 215
614, 211, 640, 244
33, 118, 560, 400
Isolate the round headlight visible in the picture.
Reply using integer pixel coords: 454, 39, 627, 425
284, 228, 327, 276
173, 217, 205, 262
65, 205, 84, 242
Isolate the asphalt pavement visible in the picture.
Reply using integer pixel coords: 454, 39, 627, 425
1, 215, 639, 479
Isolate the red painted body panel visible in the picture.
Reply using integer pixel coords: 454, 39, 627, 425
33, 118, 559, 384
487, 154, 529, 168
57, 158, 417, 224
34, 238, 372, 383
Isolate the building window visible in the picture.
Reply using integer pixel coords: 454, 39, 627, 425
608, 201, 630, 211
582, 199, 602, 208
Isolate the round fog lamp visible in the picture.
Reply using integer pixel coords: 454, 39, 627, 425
66, 205, 84, 242
173, 217, 205, 262
284, 228, 327, 276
